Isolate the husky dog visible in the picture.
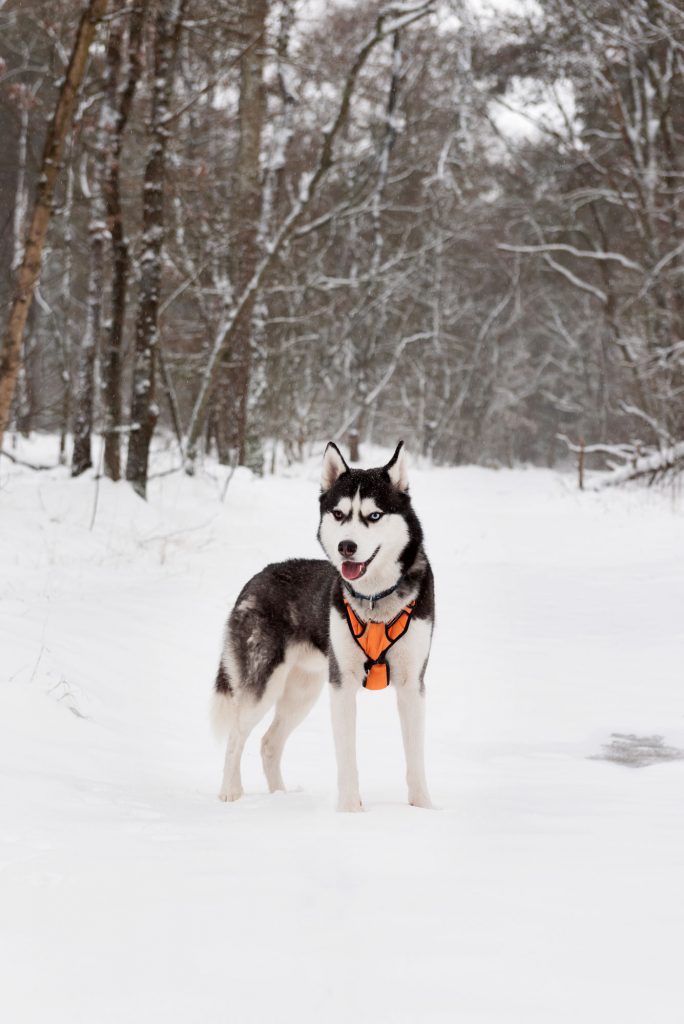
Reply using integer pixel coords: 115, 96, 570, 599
211, 441, 434, 811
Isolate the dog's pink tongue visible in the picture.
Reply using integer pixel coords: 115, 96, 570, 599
341, 560, 364, 581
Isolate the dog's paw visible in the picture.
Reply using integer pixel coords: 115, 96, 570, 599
408, 791, 434, 809
337, 795, 363, 813
218, 786, 243, 803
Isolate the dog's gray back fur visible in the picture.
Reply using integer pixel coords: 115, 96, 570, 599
216, 559, 335, 700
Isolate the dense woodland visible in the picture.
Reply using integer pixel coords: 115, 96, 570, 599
0, 0, 682, 495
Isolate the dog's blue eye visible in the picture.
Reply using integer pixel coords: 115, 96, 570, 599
368, 512, 383, 522
332, 509, 344, 521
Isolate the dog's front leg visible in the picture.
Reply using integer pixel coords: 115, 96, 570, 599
396, 685, 433, 809
330, 683, 362, 812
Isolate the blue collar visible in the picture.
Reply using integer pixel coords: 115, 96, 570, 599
343, 576, 405, 606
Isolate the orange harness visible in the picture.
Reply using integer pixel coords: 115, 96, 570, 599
343, 600, 416, 690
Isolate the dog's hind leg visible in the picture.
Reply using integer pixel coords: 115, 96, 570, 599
261, 664, 324, 793
217, 662, 289, 802
219, 706, 261, 802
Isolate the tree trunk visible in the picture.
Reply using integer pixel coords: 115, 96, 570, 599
70, 213, 104, 476
0, 0, 109, 452
102, 0, 148, 481
10, 87, 36, 438
125, 0, 185, 498
58, 151, 76, 464
231, 0, 268, 466
71, 19, 123, 477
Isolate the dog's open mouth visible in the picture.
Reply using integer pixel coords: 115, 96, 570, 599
341, 547, 379, 582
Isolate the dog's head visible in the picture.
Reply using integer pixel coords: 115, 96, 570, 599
318, 441, 422, 594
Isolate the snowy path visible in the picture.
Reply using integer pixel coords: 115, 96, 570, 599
1, 446, 683, 1022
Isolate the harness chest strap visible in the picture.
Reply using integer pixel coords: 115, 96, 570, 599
343, 600, 416, 690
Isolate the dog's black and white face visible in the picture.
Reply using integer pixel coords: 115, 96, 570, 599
318, 441, 423, 595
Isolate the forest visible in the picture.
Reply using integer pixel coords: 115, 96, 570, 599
3, 6, 684, 1016
0, 0, 682, 495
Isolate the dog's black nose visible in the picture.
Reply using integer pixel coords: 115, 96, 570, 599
338, 540, 357, 559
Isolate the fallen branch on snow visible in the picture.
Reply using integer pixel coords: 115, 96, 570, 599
558, 434, 684, 489
589, 441, 684, 488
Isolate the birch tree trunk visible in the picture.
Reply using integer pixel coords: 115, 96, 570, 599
0, 0, 109, 453
125, 0, 185, 498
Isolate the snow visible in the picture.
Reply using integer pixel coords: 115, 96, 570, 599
1, 438, 683, 1022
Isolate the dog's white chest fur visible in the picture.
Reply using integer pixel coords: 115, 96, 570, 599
329, 605, 432, 690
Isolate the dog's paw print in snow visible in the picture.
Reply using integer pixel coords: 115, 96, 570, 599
591, 732, 684, 767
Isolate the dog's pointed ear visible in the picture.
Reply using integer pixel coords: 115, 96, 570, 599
383, 440, 409, 492
321, 442, 349, 492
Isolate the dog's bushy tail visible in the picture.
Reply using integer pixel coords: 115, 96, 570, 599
210, 661, 233, 739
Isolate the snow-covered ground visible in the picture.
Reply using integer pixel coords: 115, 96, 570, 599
1, 438, 683, 1023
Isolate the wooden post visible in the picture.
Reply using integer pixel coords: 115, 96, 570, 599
348, 429, 360, 463
578, 436, 585, 490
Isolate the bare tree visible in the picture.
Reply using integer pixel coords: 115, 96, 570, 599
72, 8, 128, 477
493, 0, 684, 461
125, 0, 187, 498
5, 0, 678, 482
230, 0, 268, 467
101, 0, 149, 481
183, 1, 436, 470
0, 0, 110, 453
